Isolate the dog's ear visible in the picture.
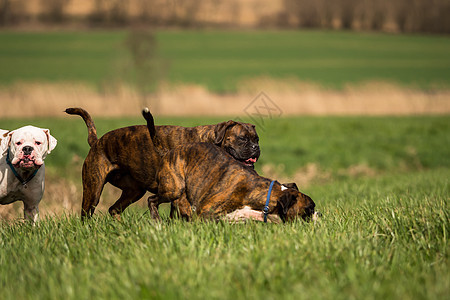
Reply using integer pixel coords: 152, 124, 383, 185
282, 182, 299, 191
278, 189, 298, 215
0, 131, 12, 156
214, 120, 237, 145
43, 129, 57, 154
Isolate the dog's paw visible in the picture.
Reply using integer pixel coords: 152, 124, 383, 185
312, 211, 322, 222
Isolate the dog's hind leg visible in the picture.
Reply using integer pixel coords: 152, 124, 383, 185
108, 188, 146, 218
148, 193, 191, 221
81, 155, 115, 218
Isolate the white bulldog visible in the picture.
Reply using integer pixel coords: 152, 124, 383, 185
0, 126, 57, 222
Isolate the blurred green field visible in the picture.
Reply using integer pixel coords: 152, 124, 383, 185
1, 115, 448, 177
0, 30, 449, 91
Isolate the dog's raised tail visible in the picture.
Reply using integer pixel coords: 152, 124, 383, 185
142, 107, 156, 140
65, 107, 98, 147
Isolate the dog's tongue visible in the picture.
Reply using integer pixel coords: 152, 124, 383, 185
245, 157, 257, 164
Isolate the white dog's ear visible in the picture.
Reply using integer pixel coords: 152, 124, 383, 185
0, 131, 12, 156
44, 129, 57, 154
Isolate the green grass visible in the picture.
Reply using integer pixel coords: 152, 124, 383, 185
0, 31, 127, 85
0, 168, 448, 299
0, 30, 449, 91
0, 116, 448, 299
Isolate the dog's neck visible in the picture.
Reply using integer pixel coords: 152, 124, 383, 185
5, 151, 40, 186
196, 125, 217, 143
15, 167, 39, 177
243, 179, 282, 213
153, 125, 216, 154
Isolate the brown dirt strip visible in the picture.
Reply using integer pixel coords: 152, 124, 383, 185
1, 81, 449, 118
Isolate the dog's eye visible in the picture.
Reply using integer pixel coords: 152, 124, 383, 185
239, 136, 247, 142
16, 142, 22, 146
35, 141, 42, 146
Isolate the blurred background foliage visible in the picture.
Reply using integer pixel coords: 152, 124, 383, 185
0, 0, 449, 34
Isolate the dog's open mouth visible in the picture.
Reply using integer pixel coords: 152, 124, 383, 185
241, 157, 258, 167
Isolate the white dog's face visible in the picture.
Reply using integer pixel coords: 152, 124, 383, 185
1, 126, 57, 170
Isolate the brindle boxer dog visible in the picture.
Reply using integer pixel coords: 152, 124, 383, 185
148, 142, 316, 222
65, 107, 260, 218
142, 111, 316, 222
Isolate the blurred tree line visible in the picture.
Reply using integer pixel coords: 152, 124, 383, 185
0, 0, 449, 33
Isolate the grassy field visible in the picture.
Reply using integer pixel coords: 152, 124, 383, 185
0, 115, 448, 299
0, 169, 448, 299
1, 115, 448, 176
0, 30, 449, 91
0, 27, 449, 300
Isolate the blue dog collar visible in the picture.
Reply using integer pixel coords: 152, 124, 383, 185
263, 180, 276, 223
6, 150, 39, 188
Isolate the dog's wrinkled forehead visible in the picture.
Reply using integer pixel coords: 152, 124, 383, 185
228, 123, 258, 141
11, 126, 47, 146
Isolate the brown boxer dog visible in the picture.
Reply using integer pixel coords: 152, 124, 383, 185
65, 107, 260, 218
148, 142, 316, 222
141, 111, 315, 222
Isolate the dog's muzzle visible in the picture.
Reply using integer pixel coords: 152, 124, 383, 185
240, 144, 260, 168
11, 146, 43, 169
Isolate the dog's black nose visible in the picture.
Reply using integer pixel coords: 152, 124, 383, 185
22, 146, 33, 155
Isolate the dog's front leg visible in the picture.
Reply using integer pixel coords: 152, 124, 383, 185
147, 195, 162, 221
23, 202, 39, 223
171, 194, 192, 221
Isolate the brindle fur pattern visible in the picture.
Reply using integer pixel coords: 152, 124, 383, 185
80, 125, 160, 217
151, 121, 260, 218
150, 143, 315, 221
153, 121, 260, 164
65, 107, 260, 218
